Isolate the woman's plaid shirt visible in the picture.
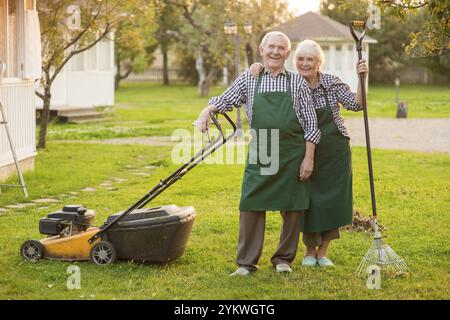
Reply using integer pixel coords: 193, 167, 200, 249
313, 72, 363, 138
208, 69, 321, 144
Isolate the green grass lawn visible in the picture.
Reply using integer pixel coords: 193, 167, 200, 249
0, 141, 449, 299
342, 84, 450, 118
45, 83, 450, 141
1, 82, 448, 300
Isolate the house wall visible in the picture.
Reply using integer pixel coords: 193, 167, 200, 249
0, 0, 37, 181
36, 36, 115, 109
0, 80, 36, 175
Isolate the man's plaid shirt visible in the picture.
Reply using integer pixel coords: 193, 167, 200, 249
208, 68, 321, 144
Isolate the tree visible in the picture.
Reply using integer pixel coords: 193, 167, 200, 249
167, 0, 291, 96
37, 0, 147, 149
320, 0, 449, 83
321, 0, 449, 58
374, 0, 449, 58
153, 0, 182, 85
114, 3, 158, 90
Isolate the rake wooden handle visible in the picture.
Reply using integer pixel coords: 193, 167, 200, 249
349, 21, 377, 219
351, 20, 365, 27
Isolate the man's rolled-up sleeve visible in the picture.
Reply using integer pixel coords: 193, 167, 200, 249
208, 72, 247, 113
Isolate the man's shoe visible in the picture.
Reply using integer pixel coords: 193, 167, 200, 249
317, 257, 334, 267
230, 267, 251, 276
301, 256, 318, 267
276, 263, 292, 273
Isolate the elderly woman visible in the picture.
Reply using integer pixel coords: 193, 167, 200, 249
250, 39, 368, 267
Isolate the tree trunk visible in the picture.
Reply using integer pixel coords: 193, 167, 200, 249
195, 55, 207, 96
246, 42, 254, 67
202, 68, 217, 97
115, 53, 121, 91
162, 44, 169, 85
115, 73, 121, 91
37, 87, 51, 149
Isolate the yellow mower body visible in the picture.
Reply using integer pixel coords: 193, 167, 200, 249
40, 227, 101, 261
20, 207, 117, 265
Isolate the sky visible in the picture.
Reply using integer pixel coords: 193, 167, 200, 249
287, 0, 321, 15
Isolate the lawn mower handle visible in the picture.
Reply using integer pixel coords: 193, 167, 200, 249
88, 113, 236, 244
349, 21, 377, 219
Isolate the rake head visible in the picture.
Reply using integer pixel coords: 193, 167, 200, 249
355, 219, 408, 276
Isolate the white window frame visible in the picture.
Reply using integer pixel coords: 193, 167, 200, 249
0, 0, 7, 78
0, 0, 35, 82
335, 44, 342, 71
98, 37, 113, 72
83, 30, 100, 71
70, 49, 86, 72
321, 44, 330, 72
347, 44, 354, 70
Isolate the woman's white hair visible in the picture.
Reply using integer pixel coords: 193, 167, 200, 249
260, 31, 291, 51
294, 39, 325, 68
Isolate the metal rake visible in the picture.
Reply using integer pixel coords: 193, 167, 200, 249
349, 20, 408, 276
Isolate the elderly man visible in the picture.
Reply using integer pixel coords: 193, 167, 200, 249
195, 31, 320, 275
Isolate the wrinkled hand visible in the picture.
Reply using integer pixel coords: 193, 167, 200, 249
194, 106, 214, 132
249, 63, 264, 79
356, 59, 368, 79
299, 156, 314, 182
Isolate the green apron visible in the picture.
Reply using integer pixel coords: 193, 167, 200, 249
239, 73, 310, 211
300, 88, 353, 232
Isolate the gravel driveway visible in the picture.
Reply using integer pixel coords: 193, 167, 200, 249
345, 118, 450, 154
72, 118, 450, 155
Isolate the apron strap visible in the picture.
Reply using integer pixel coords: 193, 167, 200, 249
321, 85, 331, 107
256, 73, 263, 93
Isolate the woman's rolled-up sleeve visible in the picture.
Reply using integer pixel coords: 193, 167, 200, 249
334, 81, 363, 111
208, 72, 248, 114
298, 83, 321, 144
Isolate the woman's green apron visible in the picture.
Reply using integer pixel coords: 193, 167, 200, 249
239, 73, 310, 211
300, 88, 353, 232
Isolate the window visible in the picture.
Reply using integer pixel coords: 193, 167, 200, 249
348, 44, 353, 70
363, 44, 369, 60
0, 0, 6, 72
321, 45, 330, 71
86, 44, 98, 70
70, 51, 85, 71
335, 45, 342, 70
7, 0, 17, 77
25, 0, 35, 10
0, 0, 20, 79
98, 38, 112, 71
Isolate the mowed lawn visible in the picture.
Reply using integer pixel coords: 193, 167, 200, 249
46, 83, 450, 141
0, 143, 448, 299
0, 83, 448, 299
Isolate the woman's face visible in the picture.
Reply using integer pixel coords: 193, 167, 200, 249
296, 52, 320, 79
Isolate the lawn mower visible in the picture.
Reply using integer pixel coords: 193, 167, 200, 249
20, 114, 236, 265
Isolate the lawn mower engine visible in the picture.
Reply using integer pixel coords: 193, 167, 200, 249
39, 205, 96, 237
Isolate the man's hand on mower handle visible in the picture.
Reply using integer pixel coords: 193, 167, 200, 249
195, 105, 218, 132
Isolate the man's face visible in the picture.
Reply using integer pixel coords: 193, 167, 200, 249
259, 35, 291, 72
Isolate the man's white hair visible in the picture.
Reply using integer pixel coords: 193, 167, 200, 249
294, 39, 325, 67
260, 31, 291, 51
